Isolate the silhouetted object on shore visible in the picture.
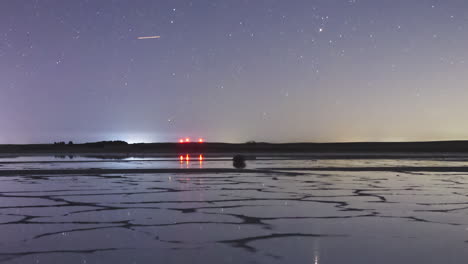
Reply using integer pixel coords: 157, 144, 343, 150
68, 141, 74, 145
233, 154, 246, 169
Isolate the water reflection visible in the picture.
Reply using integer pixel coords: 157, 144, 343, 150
313, 241, 320, 264
7, 155, 468, 171
178, 154, 205, 168
1, 160, 468, 263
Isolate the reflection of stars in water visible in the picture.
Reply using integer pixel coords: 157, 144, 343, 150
313, 239, 320, 264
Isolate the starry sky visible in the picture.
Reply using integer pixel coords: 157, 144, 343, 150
1, 0, 468, 144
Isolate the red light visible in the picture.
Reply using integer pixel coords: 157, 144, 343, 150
198, 138, 204, 143
199, 154, 204, 161
185, 138, 190, 142
186, 154, 190, 161
179, 155, 184, 162
179, 139, 184, 143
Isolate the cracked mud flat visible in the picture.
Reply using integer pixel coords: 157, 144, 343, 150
1, 159, 468, 263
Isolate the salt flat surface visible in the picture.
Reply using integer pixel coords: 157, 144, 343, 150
1, 158, 468, 263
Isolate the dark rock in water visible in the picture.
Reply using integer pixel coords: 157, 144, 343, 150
233, 155, 246, 169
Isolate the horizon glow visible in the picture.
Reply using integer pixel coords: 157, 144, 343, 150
1, 1, 467, 144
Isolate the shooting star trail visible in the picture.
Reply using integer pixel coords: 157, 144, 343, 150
137, 36, 161, 40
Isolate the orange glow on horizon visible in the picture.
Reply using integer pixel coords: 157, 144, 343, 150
185, 138, 190, 142
179, 139, 184, 143
198, 138, 204, 143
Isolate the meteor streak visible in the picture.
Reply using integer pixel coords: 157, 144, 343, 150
137, 36, 161, 40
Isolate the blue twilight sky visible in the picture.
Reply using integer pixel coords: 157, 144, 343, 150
1, 0, 468, 143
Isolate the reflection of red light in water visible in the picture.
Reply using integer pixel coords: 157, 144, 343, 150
178, 154, 206, 166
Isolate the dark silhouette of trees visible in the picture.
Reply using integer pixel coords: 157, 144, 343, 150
83, 141, 129, 148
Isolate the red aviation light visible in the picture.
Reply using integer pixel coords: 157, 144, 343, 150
185, 138, 190, 143
198, 138, 204, 143
179, 155, 184, 162
179, 139, 184, 143
186, 154, 190, 161
199, 154, 204, 161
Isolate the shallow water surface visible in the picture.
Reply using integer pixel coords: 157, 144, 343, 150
2, 156, 468, 171
0, 159, 468, 263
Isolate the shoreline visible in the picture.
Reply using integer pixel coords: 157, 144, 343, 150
3, 141, 468, 158
3, 152, 468, 160
0, 168, 290, 176
1, 166, 468, 176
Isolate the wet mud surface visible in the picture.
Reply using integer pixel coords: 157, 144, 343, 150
1, 159, 468, 263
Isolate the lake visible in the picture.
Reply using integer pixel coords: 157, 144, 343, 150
0, 156, 467, 263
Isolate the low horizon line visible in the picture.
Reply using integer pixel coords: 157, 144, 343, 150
3, 139, 468, 145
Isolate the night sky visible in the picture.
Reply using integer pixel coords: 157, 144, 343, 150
1, 0, 467, 144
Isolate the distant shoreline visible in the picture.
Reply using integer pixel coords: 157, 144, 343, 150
3, 152, 468, 160
3, 141, 468, 158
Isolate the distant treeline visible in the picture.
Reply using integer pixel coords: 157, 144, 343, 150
82, 141, 128, 148
54, 141, 128, 148
4, 140, 468, 154
43, 140, 468, 153
53, 141, 74, 145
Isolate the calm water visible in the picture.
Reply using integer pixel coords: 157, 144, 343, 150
2, 155, 468, 170
1, 157, 468, 263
